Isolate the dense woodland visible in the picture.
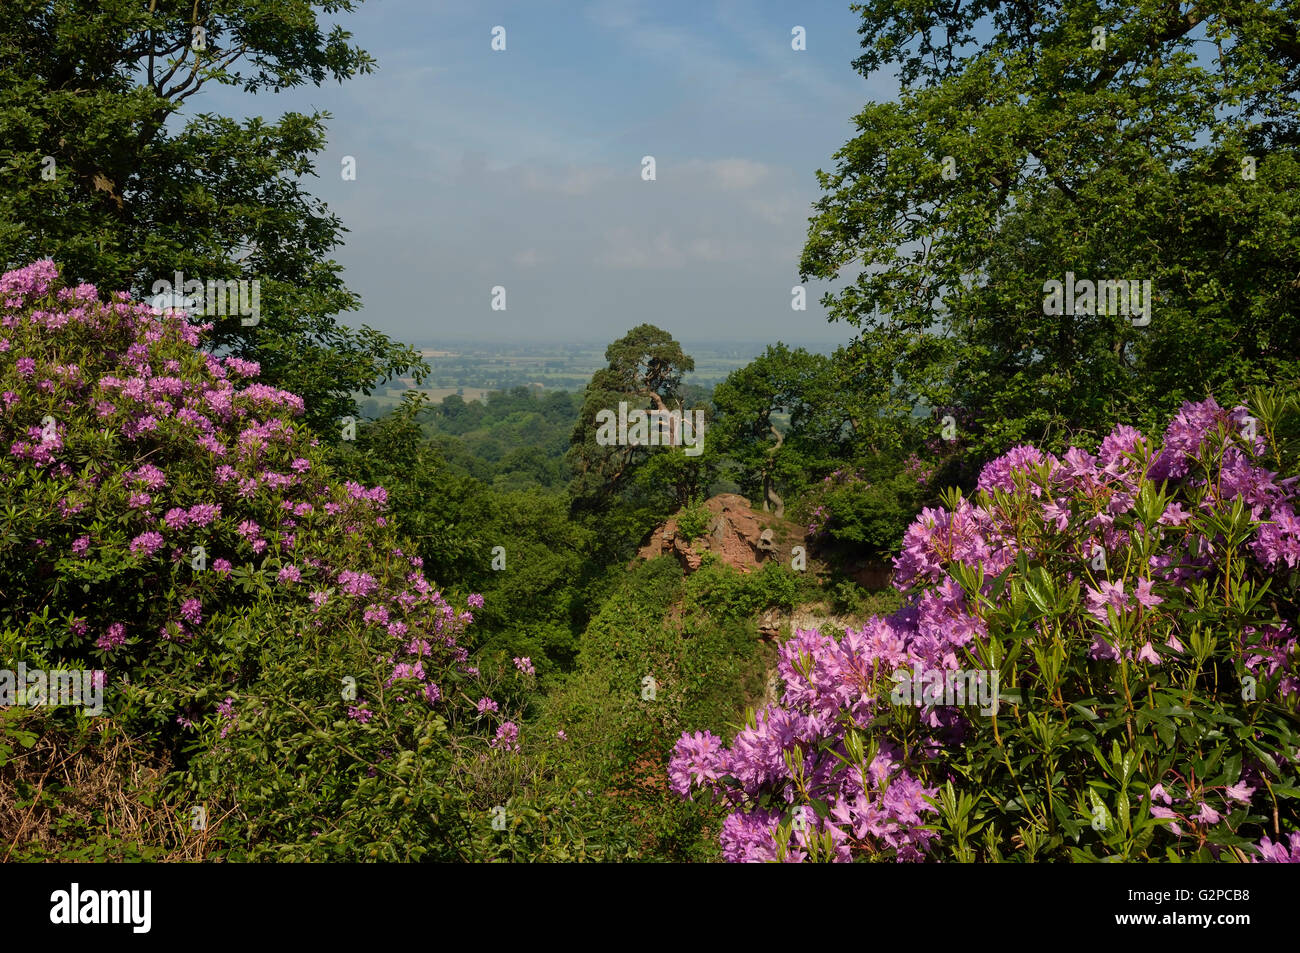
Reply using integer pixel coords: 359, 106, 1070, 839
2, 0, 1299, 863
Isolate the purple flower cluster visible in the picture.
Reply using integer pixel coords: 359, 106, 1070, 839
96, 623, 127, 652
491, 721, 520, 752
216, 696, 236, 739
673, 398, 1300, 861
1, 260, 493, 757
670, 630, 939, 862
1253, 832, 1300, 862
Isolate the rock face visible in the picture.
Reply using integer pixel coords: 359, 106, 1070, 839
635, 493, 794, 573
756, 604, 863, 642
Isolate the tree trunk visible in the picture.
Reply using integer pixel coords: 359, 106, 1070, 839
763, 423, 784, 518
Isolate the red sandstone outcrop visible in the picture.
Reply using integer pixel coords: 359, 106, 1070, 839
635, 493, 789, 573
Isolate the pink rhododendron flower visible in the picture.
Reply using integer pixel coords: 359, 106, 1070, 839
1252, 832, 1300, 863
96, 623, 127, 651
491, 721, 520, 752
129, 531, 165, 557
180, 598, 202, 625
347, 703, 373, 724
1225, 782, 1255, 804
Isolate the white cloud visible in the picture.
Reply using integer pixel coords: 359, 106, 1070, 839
704, 158, 770, 190
521, 164, 618, 195
596, 227, 685, 269
744, 193, 803, 225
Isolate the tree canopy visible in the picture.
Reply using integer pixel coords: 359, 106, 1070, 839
802, 0, 1300, 459
566, 324, 698, 514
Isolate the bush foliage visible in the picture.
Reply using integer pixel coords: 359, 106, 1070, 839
672, 394, 1300, 862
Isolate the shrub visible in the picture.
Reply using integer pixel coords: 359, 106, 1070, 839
0, 261, 511, 860
803, 457, 932, 560
672, 394, 1300, 862
526, 557, 771, 860
675, 497, 713, 542
683, 558, 806, 623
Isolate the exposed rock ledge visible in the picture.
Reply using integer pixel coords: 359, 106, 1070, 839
634, 493, 794, 574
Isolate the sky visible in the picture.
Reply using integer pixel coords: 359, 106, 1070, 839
192, 0, 899, 347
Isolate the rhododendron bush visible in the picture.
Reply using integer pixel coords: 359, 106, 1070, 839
0, 261, 517, 860
673, 395, 1300, 862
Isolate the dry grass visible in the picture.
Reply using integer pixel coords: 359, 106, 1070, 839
0, 711, 231, 862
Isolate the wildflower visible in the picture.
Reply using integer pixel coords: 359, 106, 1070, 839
129, 531, 165, 557
491, 721, 520, 752
1150, 805, 1182, 835
1193, 802, 1221, 825
387, 662, 425, 685
96, 623, 127, 651
669, 730, 726, 796
216, 696, 236, 738
130, 463, 166, 488
180, 598, 202, 625
1133, 577, 1163, 609
1085, 579, 1130, 625
1252, 832, 1300, 863
187, 502, 220, 527
1225, 782, 1255, 804
338, 570, 377, 597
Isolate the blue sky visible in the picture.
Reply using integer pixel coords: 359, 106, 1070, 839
194, 1, 898, 346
